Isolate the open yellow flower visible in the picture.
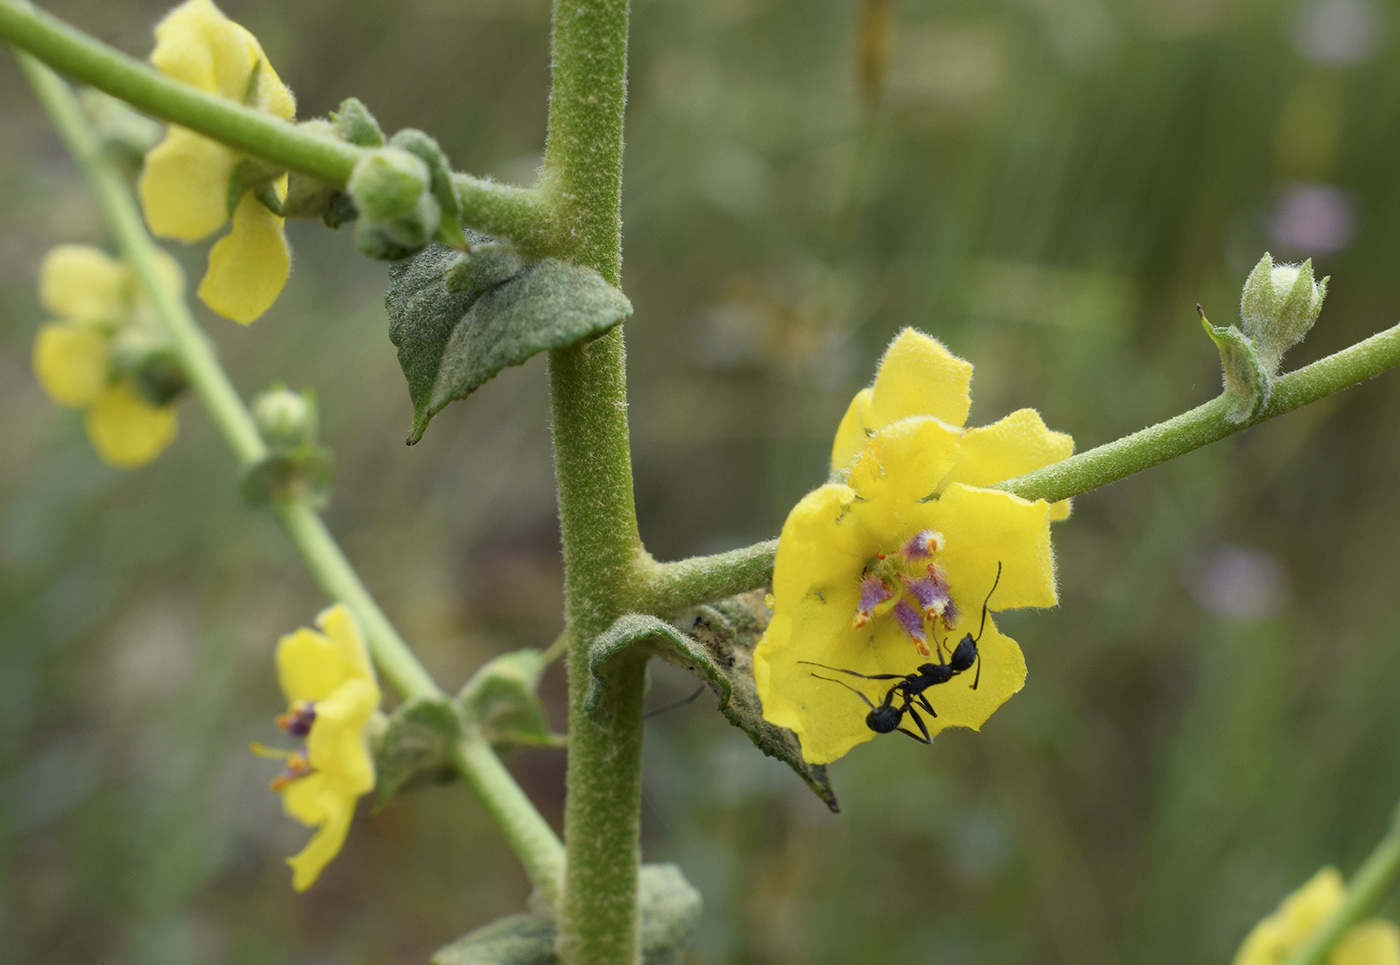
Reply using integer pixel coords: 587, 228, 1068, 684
1234, 868, 1400, 965
139, 0, 295, 324
754, 329, 1072, 764
257, 604, 381, 892
31, 244, 181, 468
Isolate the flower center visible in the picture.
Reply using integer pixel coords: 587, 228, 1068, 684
250, 742, 315, 792
276, 700, 317, 738
852, 528, 960, 658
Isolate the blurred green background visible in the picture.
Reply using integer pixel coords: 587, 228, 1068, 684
4, 0, 1400, 961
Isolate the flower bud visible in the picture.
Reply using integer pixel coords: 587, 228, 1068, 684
1239, 252, 1328, 373
253, 386, 317, 449
348, 148, 442, 260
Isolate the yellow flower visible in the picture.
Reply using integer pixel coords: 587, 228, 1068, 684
754, 329, 1072, 764
139, 0, 296, 324
31, 245, 182, 468
257, 604, 381, 892
1234, 868, 1400, 965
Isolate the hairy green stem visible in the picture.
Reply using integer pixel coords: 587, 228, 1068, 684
0, 0, 361, 182
1282, 801, 1400, 965
540, 0, 642, 959
636, 539, 778, 616
996, 321, 1400, 504
0, 0, 553, 245
660, 320, 1400, 597
451, 728, 566, 909
19, 54, 567, 895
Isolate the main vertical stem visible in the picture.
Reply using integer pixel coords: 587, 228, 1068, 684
540, 0, 643, 962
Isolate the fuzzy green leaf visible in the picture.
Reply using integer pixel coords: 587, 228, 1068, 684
431, 865, 701, 965
459, 649, 564, 749
388, 242, 633, 444
372, 695, 461, 810
588, 595, 839, 812
1202, 311, 1271, 423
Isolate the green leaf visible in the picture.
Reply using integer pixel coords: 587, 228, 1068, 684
432, 914, 555, 965
588, 594, 839, 812
1200, 308, 1271, 423
431, 865, 701, 965
331, 97, 385, 148
459, 649, 565, 749
372, 695, 462, 810
388, 243, 633, 444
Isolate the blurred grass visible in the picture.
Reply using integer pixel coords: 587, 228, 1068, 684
4, 0, 1400, 961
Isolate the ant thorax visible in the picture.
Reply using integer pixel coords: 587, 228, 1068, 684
851, 528, 961, 658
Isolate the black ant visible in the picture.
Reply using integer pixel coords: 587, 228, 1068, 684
799, 561, 1002, 744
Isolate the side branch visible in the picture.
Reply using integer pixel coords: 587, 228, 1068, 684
636, 539, 778, 615
996, 321, 1400, 504
0, 0, 361, 183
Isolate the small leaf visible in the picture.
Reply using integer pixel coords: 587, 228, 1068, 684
388, 243, 633, 444
431, 865, 702, 965
459, 649, 565, 749
588, 595, 839, 812
373, 695, 462, 810
432, 914, 555, 965
331, 97, 386, 148
1200, 307, 1270, 423
239, 445, 335, 508
1240, 251, 1276, 340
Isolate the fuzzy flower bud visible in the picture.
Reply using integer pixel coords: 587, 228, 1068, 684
348, 147, 442, 260
1240, 252, 1328, 373
253, 387, 317, 449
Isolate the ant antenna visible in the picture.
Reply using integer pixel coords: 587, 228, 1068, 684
975, 561, 1002, 644
643, 684, 706, 720
810, 672, 876, 711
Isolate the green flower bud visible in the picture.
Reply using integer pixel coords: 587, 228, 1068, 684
110, 334, 187, 406
252, 386, 317, 449
1239, 252, 1329, 373
348, 148, 442, 260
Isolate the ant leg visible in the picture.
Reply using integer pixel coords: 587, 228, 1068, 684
971, 650, 981, 690
809, 673, 877, 710
897, 704, 933, 743
798, 660, 904, 682
911, 690, 937, 718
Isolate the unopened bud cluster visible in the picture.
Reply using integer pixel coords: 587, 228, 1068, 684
349, 148, 442, 260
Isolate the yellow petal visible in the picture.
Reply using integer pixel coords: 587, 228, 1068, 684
847, 416, 962, 508
943, 408, 1075, 520
305, 678, 378, 796
933, 484, 1056, 612
140, 126, 236, 241
868, 328, 973, 431
252, 55, 297, 120
84, 385, 178, 468
1333, 921, 1400, 965
280, 772, 356, 892
38, 245, 128, 322
830, 388, 874, 472
316, 604, 376, 684
770, 483, 868, 613
198, 192, 290, 323
276, 627, 348, 704
33, 323, 111, 408
1233, 868, 1346, 965
151, 0, 258, 99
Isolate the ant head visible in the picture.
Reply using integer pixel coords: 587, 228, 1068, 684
950, 635, 977, 672
867, 705, 902, 733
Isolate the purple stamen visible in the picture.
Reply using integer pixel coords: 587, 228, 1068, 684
853, 572, 894, 628
900, 529, 942, 562
892, 599, 931, 656
901, 567, 952, 621
276, 701, 317, 738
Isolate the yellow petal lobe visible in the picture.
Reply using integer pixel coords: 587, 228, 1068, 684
276, 627, 348, 704
198, 192, 290, 323
944, 408, 1075, 519
1334, 921, 1400, 965
830, 387, 874, 471
281, 772, 355, 892
935, 484, 1056, 612
39, 245, 128, 322
1234, 868, 1345, 965
84, 385, 178, 468
151, 0, 257, 98
140, 126, 236, 241
847, 417, 962, 507
33, 323, 110, 408
868, 328, 973, 431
